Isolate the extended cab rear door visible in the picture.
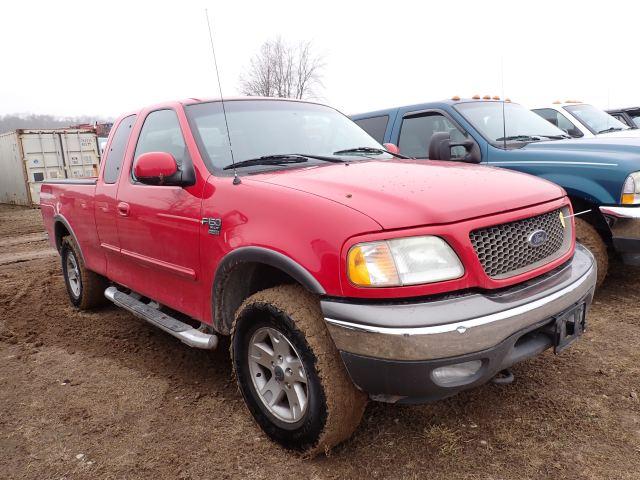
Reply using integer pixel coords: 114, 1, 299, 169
112, 106, 208, 320
95, 114, 137, 275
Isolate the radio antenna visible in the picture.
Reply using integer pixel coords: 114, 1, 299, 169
501, 57, 507, 151
205, 9, 240, 185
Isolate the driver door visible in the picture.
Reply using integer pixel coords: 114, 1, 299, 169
113, 108, 204, 319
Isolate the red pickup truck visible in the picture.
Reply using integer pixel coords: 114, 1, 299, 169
41, 98, 597, 454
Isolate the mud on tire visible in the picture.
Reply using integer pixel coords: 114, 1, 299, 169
61, 236, 107, 309
575, 218, 608, 288
231, 285, 367, 455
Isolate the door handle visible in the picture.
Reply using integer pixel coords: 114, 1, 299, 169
117, 202, 130, 217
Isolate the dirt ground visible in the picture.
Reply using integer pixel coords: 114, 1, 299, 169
0, 204, 639, 480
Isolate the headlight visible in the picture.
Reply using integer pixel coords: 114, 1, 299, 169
347, 236, 464, 287
621, 172, 640, 204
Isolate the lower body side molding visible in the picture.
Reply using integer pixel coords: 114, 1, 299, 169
104, 286, 218, 350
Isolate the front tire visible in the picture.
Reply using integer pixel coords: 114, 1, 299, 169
231, 285, 367, 455
575, 218, 608, 288
61, 237, 107, 309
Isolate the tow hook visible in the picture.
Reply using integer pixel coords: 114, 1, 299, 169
491, 369, 514, 385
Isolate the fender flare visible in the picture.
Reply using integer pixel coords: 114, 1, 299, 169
213, 246, 326, 295
53, 214, 85, 263
212, 246, 326, 331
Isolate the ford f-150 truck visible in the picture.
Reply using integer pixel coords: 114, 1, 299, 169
41, 97, 596, 455
353, 98, 640, 286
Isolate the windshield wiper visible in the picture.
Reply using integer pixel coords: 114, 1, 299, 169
598, 127, 625, 134
333, 146, 409, 159
495, 135, 542, 142
537, 134, 571, 140
222, 154, 344, 170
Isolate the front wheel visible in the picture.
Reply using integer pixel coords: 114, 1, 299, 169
231, 285, 367, 455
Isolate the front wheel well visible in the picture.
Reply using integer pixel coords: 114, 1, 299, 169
213, 262, 302, 335
567, 196, 611, 244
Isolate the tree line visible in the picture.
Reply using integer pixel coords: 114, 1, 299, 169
0, 114, 112, 134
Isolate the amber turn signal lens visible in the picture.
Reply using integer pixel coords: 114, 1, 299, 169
347, 242, 399, 287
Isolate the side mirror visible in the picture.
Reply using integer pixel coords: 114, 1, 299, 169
134, 152, 179, 185
428, 132, 481, 163
383, 143, 400, 155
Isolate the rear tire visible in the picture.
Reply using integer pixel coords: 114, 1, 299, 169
575, 218, 608, 288
231, 285, 367, 456
61, 237, 107, 309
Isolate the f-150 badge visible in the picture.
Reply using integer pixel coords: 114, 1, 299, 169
201, 217, 222, 235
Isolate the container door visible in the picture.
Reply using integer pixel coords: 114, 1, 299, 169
20, 132, 66, 204
60, 131, 100, 179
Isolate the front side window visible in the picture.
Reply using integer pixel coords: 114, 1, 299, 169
564, 104, 629, 134
185, 100, 389, 172
134, 109, 188, 167
354, 115, 389, 143
532, 108, 583, 138
455, 102, 567, 147
103, 114, 136, 184
398, 113, 468, 158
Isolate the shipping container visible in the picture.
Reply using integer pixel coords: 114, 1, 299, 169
0, 129, 100, 206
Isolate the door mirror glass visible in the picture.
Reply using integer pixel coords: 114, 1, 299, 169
133, 152, 178, 185
428, 132, 481, 163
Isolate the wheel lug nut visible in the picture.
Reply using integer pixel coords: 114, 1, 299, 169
286, 368, 292, 376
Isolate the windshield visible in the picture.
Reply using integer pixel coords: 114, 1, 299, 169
185, 100, 389, 172
454, 102, 566, 146
564, 104, 629, 134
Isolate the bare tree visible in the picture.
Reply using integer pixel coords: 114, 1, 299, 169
240, 37, 323, 99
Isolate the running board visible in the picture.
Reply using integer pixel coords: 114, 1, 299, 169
104, 286, 218, 350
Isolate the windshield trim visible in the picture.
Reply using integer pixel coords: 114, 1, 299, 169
184, 99, 387, 176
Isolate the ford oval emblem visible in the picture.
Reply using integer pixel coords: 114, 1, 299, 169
527, 229, 548, 248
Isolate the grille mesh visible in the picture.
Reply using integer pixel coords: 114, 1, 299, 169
469, 208, 569, 279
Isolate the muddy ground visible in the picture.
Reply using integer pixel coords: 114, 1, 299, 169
0, 203, 639, 479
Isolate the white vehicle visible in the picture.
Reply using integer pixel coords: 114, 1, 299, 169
531, 101, 640, 139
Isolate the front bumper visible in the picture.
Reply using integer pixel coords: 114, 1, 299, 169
600, 206, 640, 265
322, 244, 596, 403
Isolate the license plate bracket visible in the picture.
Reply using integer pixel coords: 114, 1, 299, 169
550, 303, 586, 354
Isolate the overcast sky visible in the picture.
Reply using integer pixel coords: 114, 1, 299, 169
0, 0, 637, 119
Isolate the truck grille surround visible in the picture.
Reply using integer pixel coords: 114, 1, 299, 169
469, 207, 572, 280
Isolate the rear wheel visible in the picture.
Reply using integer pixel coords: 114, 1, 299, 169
61, 237, 107, 309
575, 218, 608, 288
231, 285, 367, 455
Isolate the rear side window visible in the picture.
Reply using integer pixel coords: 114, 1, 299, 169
399, 113, 467, 158
354, 115, 389, 143
103, 115, 136, 184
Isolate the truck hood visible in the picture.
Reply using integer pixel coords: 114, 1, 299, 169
521, 137, 640, 173
250, 160, 564, 230
597, 129, 640, 138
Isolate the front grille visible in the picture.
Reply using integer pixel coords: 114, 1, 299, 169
469, 207, 571, 279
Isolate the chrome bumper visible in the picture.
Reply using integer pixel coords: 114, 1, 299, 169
322, 244, 596, 362
600, 205, 640, 239
599, 206, 640, 264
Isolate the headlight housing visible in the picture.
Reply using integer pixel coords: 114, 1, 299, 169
347, 236, 464, 287
621, 172, 640, 205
